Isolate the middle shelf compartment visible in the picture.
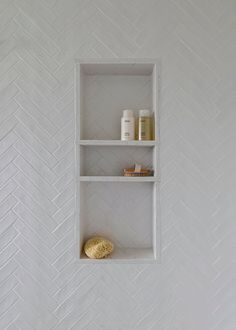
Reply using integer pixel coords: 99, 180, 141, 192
79, 144, 156, 177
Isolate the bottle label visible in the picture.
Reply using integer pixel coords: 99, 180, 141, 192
121, 118, 134, 140
139, 117, 151, 140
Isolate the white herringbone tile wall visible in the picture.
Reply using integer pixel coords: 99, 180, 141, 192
0, 0, 235, 329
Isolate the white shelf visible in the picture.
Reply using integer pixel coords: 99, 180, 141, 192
79, 248, 155, 263
79, 140, 157, 146
80, 176, 158, 182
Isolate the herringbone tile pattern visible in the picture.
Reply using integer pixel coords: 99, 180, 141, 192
0, 0, 235, 329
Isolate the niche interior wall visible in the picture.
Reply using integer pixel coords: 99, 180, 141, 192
0, 1, 235, 329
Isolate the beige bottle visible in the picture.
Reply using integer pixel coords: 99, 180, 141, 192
138, 109, 152, 140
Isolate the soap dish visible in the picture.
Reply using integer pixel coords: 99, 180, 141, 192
123, 164, 153, 177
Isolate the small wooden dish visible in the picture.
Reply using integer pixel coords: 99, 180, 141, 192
123, 168, 153, 177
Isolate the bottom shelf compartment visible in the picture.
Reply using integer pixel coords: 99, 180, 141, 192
80, 247, 154, 263
77, 182, 159, 263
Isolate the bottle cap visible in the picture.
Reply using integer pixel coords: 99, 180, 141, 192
123, 109, 134, 117
139, 109, 151, 117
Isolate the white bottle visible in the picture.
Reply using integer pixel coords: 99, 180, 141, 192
121, 110, 135, 141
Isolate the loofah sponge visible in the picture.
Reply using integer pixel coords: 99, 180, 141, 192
84, 236, 114, 259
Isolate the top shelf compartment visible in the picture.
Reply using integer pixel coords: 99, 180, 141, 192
77, 59, 158, 141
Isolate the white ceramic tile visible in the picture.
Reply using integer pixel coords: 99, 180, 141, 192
0, 0, 235, 328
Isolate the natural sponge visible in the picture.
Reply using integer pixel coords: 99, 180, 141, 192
84, 236, 114, 259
